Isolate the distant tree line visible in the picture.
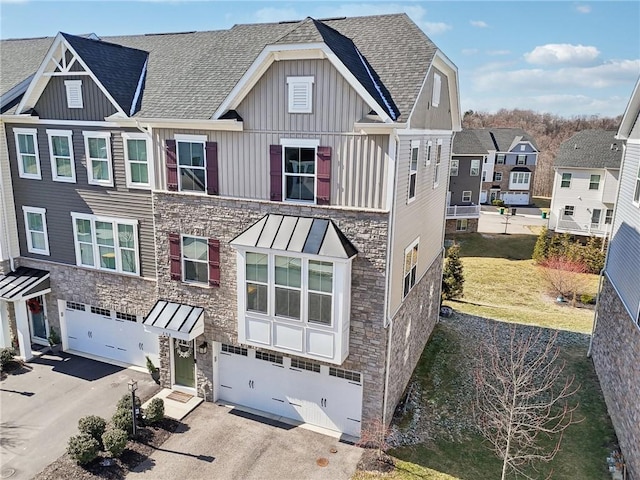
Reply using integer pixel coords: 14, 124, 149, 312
462, 109, 622, 197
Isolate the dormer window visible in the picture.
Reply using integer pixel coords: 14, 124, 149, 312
287, 76, 314, 113
64, 80, 83, 109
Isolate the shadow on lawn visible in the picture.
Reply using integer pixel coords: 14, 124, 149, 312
446, 233, 537, 260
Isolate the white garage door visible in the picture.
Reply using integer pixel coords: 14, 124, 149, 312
218, 344, 363, 437
63, 301, 159, 368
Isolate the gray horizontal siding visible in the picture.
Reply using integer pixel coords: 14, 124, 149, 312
449, 156, 482, 205
34, 75, 118, 121
606, 141, 640, 319
6, 123, 155, 278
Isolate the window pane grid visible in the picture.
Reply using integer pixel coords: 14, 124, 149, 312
17, 133, 38, 175
74, 216, 137, 274
290, 358, 321, 373
284, 146, 316, 201
589, 174, 601, 190
178, 141, 206, 192
127, 139, 149, 185
182, 236, 208, 284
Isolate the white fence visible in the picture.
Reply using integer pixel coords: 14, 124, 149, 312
446, 205, 481, 218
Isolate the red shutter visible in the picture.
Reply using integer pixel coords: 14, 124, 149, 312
168, 233, 181, 280
166, 140, 178, 191
208, 238, 220, 287
205, 141, 219, 195
270, 145, 283, 202
317, 146, 331, 205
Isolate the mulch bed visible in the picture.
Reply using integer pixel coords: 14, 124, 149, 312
357, 449, 396, 474
34, 418, 180, 480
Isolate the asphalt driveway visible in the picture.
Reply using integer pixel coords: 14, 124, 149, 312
0, 352, 158, 480
127, 402, 363, 480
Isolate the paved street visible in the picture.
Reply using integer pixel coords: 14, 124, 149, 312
0, 353, 157, 480
478, 207, 548, 235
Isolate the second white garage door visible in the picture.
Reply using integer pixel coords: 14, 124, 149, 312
63, 301, 159, 368
217, 343, 363, 437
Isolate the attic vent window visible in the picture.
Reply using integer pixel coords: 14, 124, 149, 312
64, 80, 83, 108
287, 76, 314, 113
431, 73, 442, 108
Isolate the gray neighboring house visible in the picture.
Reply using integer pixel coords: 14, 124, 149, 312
549, 130, 623, 238
0, 14, 461, 438
447, 130, 483, 233
591, 77, 640, 479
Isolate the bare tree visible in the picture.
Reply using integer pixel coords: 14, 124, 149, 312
474, 326, 580, 480
356, 417, 391, 461
539, 256, 589, 306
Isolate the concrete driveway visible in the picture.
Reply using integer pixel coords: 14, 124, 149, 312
0, 352, 157, 480
478, 209, 548, 235
127, 402, 363, 480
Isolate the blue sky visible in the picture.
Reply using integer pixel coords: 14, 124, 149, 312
1, 1, 639, 118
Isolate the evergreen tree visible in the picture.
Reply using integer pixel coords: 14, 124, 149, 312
532, 227, 549, 263
442, 243, 464, 300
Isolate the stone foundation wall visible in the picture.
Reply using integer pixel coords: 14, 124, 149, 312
0, 259, 11, 275
384, 251, 443, 423
153, 193, 389, 422
445, 218, 479, 234
592, 275, 640, 479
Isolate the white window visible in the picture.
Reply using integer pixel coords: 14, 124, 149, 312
287, 76, 314, 113
591, 209, 601, 226
425, 141, 432, 166
64, 80, 83, 108
403, 239, 419, 298
246, 252, 268, 314
122, 132, 151, 189
450, 159, 459, 176
23, 207, 49, 255
176, 134, 207, 193
408, 140, 419, 202
456, 218, 468, 231
494, 172, 503, 182
634, 164, 640, 205
520, 145, 526, 151
589, 174, 601, 190
182, 235, 208, 284
516, 155, 526, 165
431, 73, 441, 107
510, 171, 531, 189
563, 205, 574, 217
433, 139, 443, 187
46, 130, 75, 183
71, 213, 139, 275
282, 138, 319, 202
470, 159, 480, 176
14, 128, 41, 179
462, 190, 472, 202
83, 131, 112, 186
605, 209, 614, 224
496, 154, 505, 165
561, 172, 572, 188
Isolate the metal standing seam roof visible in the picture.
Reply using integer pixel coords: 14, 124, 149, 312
554, 130, 624, 169
231, 214, 358, 259
0, 266, 50, 300
143, 300, 204, 341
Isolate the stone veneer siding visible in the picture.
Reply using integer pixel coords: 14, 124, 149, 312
384, 251, 443, 423
153, 192, 389, 425
0, 260, 11, 275
592, 275, 640, 480
445, 218, 479, 235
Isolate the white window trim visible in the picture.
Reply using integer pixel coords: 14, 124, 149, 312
563, 205, 575, 217
175, 134, 207, 194
433, 139, 443, 188
23, 206, 49, 255
14, 128, 41, 180
462, 190, 472, 202
516, 154, 526, 165
71, 212, 139, 276
403, 237, 419, 298
494, 172, 503, 182
286, 76, 314, 114
431, 73, 441, 108
496, 154, 505, 165
425, 140, 432, 166
181, 234, 209, 285
450, 159, 459, 176
280, 138, 319, 204
46, 129, 75, 183
64, 80, 83, 109
560, 172, 572, 188
470, 159, 480, 176
82, 131, 113, 187
408, 139, 420, 203
456, 218, 468, 232
509, 171, 531, 189
589, 174, 601, 190
121, 132, 153, 189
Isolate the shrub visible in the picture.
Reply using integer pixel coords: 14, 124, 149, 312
442, 243, 464, 301
0, 347, 15, 370
144, 398, 165, 425
67, 433, 99, 465
102, 427, 128, 457
146, 355, 158, 375
580, 294, 596, 305
78, 415, 106, 447
112, 407, 134, 436
532, 227, 549, 264
492, 199, 505, 207
116, 393, 141, 412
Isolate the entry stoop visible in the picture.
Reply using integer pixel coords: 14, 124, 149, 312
142, 388, 203, 420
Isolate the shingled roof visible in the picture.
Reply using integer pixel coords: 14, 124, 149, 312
452, 128, 539, 155
0, 14, 439, 121
555, 130, 623, 169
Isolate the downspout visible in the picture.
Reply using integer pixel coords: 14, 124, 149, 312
587, 269, 605, 357
382, 130, 399, 426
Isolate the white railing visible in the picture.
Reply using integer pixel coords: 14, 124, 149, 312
556, 213, 612, 237
446, 205, 481, 218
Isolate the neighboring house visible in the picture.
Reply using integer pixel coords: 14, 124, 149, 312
0, 14, 461, 438
590, 77, 640, 479
548, 130, 622, 238
454, 128, 538, 206
447, 130, 484, 233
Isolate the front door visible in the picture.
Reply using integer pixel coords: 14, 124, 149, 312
27, 296, 48, 343
489, 189, 500, 203
173, 339, 195, 388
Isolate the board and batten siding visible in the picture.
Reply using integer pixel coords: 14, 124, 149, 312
33, 75, 118, 121
389, 134, 451, 315
5, 123, 155, 278
152, 128, 390, 210
409, 67, 453, 131
606, 141, 640, 320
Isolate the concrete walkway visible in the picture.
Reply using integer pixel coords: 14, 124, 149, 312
127, 402, 363, 480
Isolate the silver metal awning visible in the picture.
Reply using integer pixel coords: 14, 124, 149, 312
230, 214, 358, 259
0, 267, 50, 301
142, 300, 204, 341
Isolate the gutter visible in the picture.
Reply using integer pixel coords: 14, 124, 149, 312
106, 115, 243, 131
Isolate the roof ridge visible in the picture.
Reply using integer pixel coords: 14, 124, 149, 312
61, 32, 148, 55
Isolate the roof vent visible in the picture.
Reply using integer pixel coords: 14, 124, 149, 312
611, 143, 618, 151
574, 144, 578, 149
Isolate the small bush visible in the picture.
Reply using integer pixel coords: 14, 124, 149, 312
67, 433, 99, 465
112, 408, 134, 436
116, 393, 141, 412
78, 415, 106, 447
102, 427, 128, 458
144, 398, 165, 424
580, 294, 596, 305
0, 347, 15, 370
492, 199, 505, 207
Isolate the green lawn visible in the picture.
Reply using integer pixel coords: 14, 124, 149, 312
533, 196, 552, 209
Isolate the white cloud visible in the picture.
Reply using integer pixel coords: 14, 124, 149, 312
254, 7, 300, 23
462, 48, 479, 56
423, 22, 452, 35
470, 20, 488, 28
525, 43, 600, 66
487, 50, 510, 56
576, 5, 592, 14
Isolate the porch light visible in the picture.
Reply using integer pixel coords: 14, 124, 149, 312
128, 379, 138, 437
198, 341, 208, 355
